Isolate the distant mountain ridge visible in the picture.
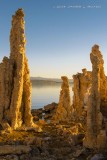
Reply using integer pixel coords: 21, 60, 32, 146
30, 77, 73, 83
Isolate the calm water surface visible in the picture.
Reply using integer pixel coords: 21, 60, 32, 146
31, 81, 73, 109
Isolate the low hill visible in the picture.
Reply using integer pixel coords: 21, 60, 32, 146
30, 77, 73, 83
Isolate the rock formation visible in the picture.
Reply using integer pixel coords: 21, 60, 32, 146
0, 9, 33, 130
72, 69, 92, 121
84, 45, 107, 150
52, 76, 72, 123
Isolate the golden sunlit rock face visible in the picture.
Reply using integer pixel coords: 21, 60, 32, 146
52, 76, 72, 123
84, 45, 107, 150
0, 9, 33, 130
72, 68, 92, 121
72, 45, 107, 150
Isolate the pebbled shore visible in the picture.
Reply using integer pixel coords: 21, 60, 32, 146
0, 122, 107, 160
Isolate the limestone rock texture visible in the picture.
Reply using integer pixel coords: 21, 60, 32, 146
72, 68, 92, 121
0, 145, 31, 155
0, 9, 33, 130
52, 76, 72, 123
84, 45, 107, 150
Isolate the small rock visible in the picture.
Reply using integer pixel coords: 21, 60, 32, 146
69, 134, 82, 145
33, 115, 39, 121
43, 113, 53, 119
5, 155, 19, 160
38, 119, 47, 125
31, 108, 43, 116
73, 148, 85, 158
90, 154, 107, 160
24, 137, 42, 146
44, 103, 57, 112
0, 145, 31, 155
20, 154, 30, 160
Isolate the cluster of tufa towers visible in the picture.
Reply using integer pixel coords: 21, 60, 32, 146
55, 45, 107, 150
0, 9, 107, 150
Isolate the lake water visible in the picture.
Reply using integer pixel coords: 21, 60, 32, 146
31, 81, 73, 109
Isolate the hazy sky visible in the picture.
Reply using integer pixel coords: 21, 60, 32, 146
0, 0, 107, 78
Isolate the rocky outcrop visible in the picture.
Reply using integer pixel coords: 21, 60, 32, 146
44, 102, 57, 112
32, 108, 43, 120
84, 45, 107, 150
31, 102, 58, 122
43, 102, 58, 120
72, 69, 92, 121
52, 76, 72, 123
0, 9, 33, 130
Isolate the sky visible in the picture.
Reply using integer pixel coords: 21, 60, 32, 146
0, 0, 107, 78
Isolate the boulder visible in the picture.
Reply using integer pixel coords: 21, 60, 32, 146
44, 102, 58, 112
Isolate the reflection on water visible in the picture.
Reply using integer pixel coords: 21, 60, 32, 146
31, 81, 73, 109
